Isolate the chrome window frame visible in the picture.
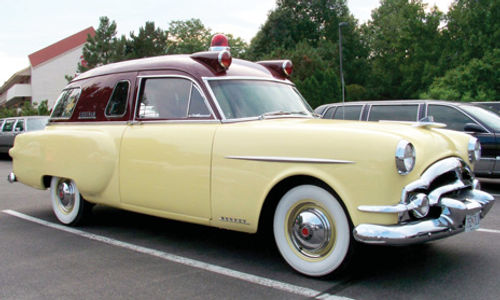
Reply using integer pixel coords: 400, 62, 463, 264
133, 75, 215, 123
104, 80, 131, 118
202, 76, 314, 123
50, 87, 82, 120
187, 84, 212, 118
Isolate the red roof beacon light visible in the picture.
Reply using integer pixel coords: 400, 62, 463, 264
209, 34, 230, 51
283, 60, 293, 76
257, 60, 293, 78
218, 50, 232, 70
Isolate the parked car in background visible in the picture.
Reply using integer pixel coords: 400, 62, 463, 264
316, 100, 500, 178
0, 116, 49, 153
473, 101, 500, 115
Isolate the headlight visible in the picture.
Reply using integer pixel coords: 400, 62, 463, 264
468, 137, 481, 164
395, 140, 415, 175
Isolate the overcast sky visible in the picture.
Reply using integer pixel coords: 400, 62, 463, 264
0, 0, 453, 85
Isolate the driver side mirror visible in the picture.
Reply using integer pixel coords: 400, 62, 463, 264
464, 123, 487, 133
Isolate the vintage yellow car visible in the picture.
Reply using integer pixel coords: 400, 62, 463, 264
8, 35, 495, 277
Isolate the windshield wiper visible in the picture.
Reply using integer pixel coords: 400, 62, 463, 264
258, 111, 308, 119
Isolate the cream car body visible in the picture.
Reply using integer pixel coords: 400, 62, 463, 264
8, 40, 495, 277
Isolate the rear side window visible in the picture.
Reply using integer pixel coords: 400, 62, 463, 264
323, 107, 336, 119
137, 77, 211, 119
14, 120, 24, 132
2, 120, 15, 132
51, 88, 81, 119
332, 105, 363, 120
105, 81, 129, 117
368, 105, 419, 121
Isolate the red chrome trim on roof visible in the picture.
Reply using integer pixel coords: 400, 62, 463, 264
28, 27, 96, 68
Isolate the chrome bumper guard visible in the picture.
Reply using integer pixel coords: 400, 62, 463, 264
7, 172, 17, 183
353, 158, 495, 245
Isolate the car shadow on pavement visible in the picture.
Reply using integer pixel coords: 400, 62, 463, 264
0, 153, 12, 161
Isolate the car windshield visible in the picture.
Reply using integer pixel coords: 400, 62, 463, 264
207, 79, 313, 120
460, 105, 500, 132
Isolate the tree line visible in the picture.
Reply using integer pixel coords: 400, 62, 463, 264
0, 100, 50, 118
71, 0, 500, 109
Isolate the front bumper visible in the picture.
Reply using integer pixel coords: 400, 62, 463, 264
353, 158, 495, 245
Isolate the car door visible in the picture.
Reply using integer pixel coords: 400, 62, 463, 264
120, 75, 218, 221
427, 104, 496, 176
0, 119, 16, 150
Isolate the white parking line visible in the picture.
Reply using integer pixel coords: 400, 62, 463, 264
2, 209, 352, 300
478, 228, 500, 234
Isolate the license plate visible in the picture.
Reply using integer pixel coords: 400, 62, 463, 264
465, 212, 480, 232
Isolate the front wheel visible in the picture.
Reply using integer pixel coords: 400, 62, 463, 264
273, 185, 352, 277
50, 177, 90, 225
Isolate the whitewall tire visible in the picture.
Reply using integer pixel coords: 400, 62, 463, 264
273, 185, 351, 277
50, 177, 88, 225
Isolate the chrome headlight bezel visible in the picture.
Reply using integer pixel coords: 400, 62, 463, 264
395, 140, 416, 175
468, 137, 481, 164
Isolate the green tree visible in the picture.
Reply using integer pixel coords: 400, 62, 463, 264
78, 16, 120, 73
422, 49, 500, 101
443, 0, 500, 68
128, 22, 168, 59
247, 0, 368, 105
37, 100, 50, 115
222, 33, 248, 58
167, 19, 212, 54
363, 0, 443, 99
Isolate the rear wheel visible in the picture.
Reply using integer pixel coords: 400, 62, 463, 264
50, 177, 90, 225
273, 185, 351, 277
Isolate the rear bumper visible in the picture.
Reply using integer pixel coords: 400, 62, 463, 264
353, 157, 495, 245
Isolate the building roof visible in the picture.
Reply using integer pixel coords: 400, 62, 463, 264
0, 67, 31, 94
28, 27, 95, 68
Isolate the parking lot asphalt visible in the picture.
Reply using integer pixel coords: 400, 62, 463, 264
1, 155, 499, 300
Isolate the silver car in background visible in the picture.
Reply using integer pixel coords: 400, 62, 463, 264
0, 116, 49, 154
315, 100, 500, 178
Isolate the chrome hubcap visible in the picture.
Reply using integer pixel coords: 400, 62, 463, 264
56, 179, 76, 213
289, 204, 334, 258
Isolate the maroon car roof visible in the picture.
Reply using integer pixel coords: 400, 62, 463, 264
73, 54, 285, 82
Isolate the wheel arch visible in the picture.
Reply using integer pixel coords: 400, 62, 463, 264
42, 175, 52, 189
257, 175, 353, 235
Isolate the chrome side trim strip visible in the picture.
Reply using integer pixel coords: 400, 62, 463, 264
225, 156, 354, 164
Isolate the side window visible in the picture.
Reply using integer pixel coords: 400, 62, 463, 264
333, 105, 362, 120
368, 105, 418, 121
14, 120, 24, 132
138, 78, 210, 119
105, 81, 129, 117
428, 105, 475, 131
188, 86, 211, 117
51, 88, 81, 119
2, 120, 15, 132
323, 107, 336, 119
